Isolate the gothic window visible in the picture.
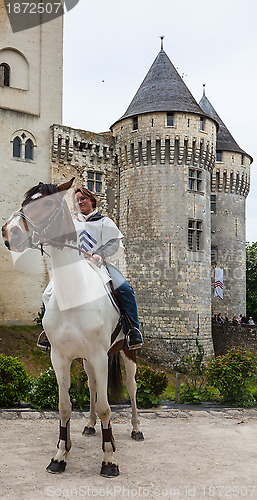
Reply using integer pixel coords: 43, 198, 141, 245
13, 137, 21, 158
25, 139, 34, 160
241, 154, 244, 166
216, 150, 222, 162
87, 172, 102, 193
211, 194, 216, 213
0, 63, 10, 86
188, 220, 202, 251
12, 131, 36, 161
133, 116, 138, 131
189, 168, 202, 191
167, 112, 174, 126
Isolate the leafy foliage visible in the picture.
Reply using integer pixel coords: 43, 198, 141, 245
206, 347, 257, 407
29, 367, 59, 410
70, 369, 90, 410
246, 242, 257, 321
33, 306, 44, 327
135, 365, 168, 408
0, 354, 31, 406
176, 340, 209, 404
29, 367, 90, 410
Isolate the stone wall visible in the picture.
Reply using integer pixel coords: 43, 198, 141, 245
141, 334, 213, 369
0, 8, 63, 324
211, 151, 251, 318
212, 323, 257, 356
113, 111, 216, 358
50, 125, 119, 222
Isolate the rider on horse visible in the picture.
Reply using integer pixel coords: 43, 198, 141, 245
38, 186, 144, 351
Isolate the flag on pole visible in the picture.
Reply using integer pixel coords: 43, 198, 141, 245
214, 268, 223, 299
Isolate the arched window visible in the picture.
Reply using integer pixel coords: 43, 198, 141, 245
13, 136, 21, 158
0, 63, 10, 86
25, 139, 33, 160
12, 131, 36, 161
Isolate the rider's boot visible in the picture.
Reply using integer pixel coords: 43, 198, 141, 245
106, 266, 144, 350
37, 330, 51, 349
38, 338, 51, 349
127, 328, 144, 350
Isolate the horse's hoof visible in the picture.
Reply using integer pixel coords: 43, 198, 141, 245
100, 461, 119, 477
46, 458, 66, 474
82, 426, 96, 436
131, 430, 144, 441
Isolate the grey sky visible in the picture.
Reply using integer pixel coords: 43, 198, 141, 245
63, 0, 257, 243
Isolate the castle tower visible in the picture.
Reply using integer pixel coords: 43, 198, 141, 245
0, 2, 63, 323
200, 90, 252, 319
111, 45, 218, 363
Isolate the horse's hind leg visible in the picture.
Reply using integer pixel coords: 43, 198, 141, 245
82, 359, 97, 436
121, 350, 144, 441
46, 351, 72, 474
92, 351, 119, 477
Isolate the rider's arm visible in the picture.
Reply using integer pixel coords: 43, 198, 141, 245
93, 238, 120, 259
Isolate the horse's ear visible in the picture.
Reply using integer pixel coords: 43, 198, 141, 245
57, 177, 75, 193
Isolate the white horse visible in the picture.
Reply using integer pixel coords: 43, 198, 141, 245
2, 178, 143, 477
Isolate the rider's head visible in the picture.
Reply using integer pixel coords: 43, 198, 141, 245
74, 187, 97, 215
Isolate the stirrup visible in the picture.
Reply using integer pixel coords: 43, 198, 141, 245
127, 328, 144, 350
37, 330, 51, 350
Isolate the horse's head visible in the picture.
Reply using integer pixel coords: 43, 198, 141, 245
2, 178, 76, 252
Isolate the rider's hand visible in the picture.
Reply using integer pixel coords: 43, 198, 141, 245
90, 254, 102, 266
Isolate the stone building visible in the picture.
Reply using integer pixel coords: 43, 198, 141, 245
0, 1, 63, 323
111, 48, 218, 361
0, 14, 252, 363
199, 91, 252, 319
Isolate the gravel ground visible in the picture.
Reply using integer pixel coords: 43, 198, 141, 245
1, 404, 257, 500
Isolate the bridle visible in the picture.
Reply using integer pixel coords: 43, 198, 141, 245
12, 194, 92, 260
11, 193, 65, 252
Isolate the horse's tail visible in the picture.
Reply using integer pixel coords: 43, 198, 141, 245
108, 352, 123, 403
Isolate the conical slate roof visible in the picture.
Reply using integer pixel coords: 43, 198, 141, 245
111, 49, 211, 128
199, 91, 252, 162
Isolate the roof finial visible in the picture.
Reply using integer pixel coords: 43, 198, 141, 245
203, 83, 206, 96
160, 35, 165, 50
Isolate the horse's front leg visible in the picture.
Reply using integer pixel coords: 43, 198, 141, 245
93, 351, 119, 477
46, 350, 72, 474
82, 359, 97, 436
121, 350, 144, 441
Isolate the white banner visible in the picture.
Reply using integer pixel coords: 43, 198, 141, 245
214, 267, 223, 299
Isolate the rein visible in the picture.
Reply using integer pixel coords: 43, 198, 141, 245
35, 237, 93, 259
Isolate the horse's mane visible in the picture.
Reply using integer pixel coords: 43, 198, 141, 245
23, 182, 77, 246
24, 182, 58, 203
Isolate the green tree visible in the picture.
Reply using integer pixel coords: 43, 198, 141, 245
246, 242, 257, 321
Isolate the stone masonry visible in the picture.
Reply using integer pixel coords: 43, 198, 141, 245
0, 1, 63, 323
50, 125, 118, 222
112, 111, 216, 360
211, 151, 251, 318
